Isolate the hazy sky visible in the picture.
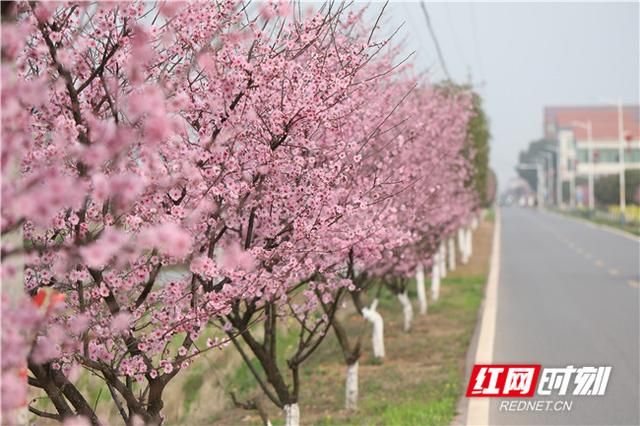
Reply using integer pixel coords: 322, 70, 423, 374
367, 1, 639, 189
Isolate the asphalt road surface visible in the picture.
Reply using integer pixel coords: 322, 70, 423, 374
490, 207, 640, 426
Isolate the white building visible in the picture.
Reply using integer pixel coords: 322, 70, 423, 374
544, 105, 640, 206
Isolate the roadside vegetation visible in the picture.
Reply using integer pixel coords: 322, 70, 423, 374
559, 206, 640, 236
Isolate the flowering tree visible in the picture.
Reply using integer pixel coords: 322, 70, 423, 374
320, 83, 476, 410
205, 5, 439, 424
0, 1, 306, 423
1, 1, 481, 425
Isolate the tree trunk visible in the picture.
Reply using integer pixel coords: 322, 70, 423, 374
256, 400, 272, 426
459, 228, 468, 264
362, 299, 385, 358
466, 227, 473, 259
284, 403, 300, 426
397, 290, 413, 332
345, 361, 359, 410
439, 242, 447, 278
431, 257, 441, 302
328, 305, 361, 411
448, 237, 456, 271
471, 215, 479, 230
415, 264, 427, 315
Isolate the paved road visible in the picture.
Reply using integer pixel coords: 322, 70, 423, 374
490, 207, 640, 426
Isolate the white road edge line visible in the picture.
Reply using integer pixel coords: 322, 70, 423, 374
466, 208, 502, 426
545, 209, 639, 243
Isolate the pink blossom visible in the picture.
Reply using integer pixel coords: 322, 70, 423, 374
221, 244, 255, 272
31, 335, 60, 363
1, 373, 28, 412
139, 223, 193, 259
49, 31, 62, 43
190, 256, 218, 278
111, 312, 132, 333
98, 284, 110, 298
79, 227, 128, 268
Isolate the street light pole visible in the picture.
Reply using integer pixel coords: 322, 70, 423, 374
570, 155, 576, 209
601, 98, 627, 218
570, 121, 594, 210
587, 121, 594, 210
541, 146, 560, 207
539, 152, 554, 205
535, 160, 546, 207
617, 100, 626, 216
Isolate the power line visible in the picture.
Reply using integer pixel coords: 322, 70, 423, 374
400, 2, 434, 76
468, 2, 485, 87
444, 3, 468, 76
419, 1, 451, 81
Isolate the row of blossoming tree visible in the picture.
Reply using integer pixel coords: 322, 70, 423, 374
1, 1, 488, 425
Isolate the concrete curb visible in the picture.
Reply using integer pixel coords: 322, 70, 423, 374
451, 208, 502, 426
545, 208, 639, 242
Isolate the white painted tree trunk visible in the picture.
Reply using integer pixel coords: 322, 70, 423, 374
345, 361, 359, 410
459, 228, 469, 264
415, 263, 427, 315
471, 215, 479, 230
397, 290, 413, 332
362, 299, 385, 358
448, 237, 456, 271
439, 242, 447, 278
463, 228, 470, 264
284, 403, 300, 426
431, 257, 441, 301
267, 421, 273, 426
466, 227, 473, 259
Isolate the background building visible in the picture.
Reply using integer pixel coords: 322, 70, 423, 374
519, 105, 640, 208
545, 105, 640, 176
544, 105, 640, 205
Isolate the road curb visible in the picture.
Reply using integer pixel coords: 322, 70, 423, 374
451, 207, 501, 426
545, 209, 639, 242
